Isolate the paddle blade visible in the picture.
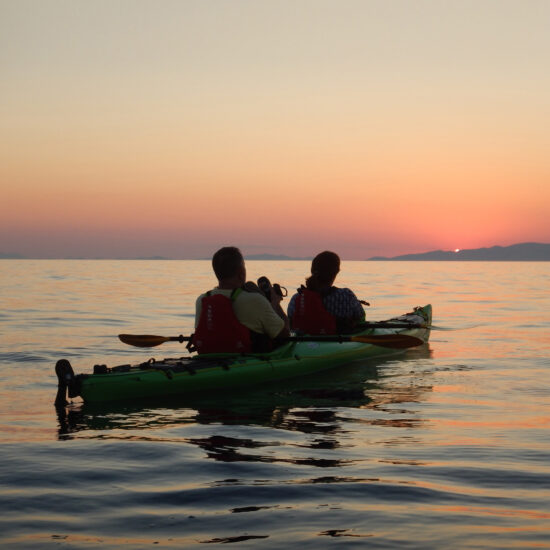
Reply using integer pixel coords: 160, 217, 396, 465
118, 334, 173, 348
351, 333, 425, 349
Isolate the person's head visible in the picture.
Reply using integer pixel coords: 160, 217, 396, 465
306, 251, 340, 291
212, 246, 246, 286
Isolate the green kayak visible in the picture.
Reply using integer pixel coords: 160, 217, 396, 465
55, 304, 432, 404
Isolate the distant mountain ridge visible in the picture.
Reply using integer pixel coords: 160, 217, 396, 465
0, 252, 25, 259
368, 242, 550, 261
0, 252, 312, 261
2, 243, 548, 261
246, 253, 312, 261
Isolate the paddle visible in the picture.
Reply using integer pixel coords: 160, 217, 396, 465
118, 332, 424, 349
119, 334, 189, 347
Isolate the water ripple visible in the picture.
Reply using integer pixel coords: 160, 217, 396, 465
1, 260, 550, 549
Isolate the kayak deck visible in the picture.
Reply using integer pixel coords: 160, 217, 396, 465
55, 304, 432, 404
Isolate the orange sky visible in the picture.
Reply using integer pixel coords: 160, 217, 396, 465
1, 1, 549, 259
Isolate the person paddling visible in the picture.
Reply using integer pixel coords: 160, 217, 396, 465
193, 247, 289, 354
287, 251, 366, 335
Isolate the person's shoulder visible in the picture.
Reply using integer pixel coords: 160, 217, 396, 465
289, 285, 306, 299
196, 287, 221, 303
196, 287, 215, 298
332, 286, 354, 295
332, 287, 360, 299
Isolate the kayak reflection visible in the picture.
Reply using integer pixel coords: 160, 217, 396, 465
56, 346, 433, 445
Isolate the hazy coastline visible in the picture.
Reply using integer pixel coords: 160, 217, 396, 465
2, 242, 549, 261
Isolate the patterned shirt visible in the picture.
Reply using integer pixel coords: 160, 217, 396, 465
287, 287, 365, 322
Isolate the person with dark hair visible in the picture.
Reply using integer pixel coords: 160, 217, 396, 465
287, 251, 365, 334
193, 247, 289, 354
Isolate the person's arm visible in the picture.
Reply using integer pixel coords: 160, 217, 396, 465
287, 294, 297, 330
270, 292, 290, 338
246, 293, 289, 340
332, 289, 366, 332
194, 295, 203, 328
346, 289, 366, 322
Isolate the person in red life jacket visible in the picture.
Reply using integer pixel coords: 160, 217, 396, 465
287, 251, 366, 335
193, 247, 290, 354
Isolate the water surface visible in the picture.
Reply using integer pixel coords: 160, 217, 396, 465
1, 260, 549, 548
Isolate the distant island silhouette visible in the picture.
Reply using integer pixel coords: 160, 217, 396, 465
0, 252, 312, 261
0, 252, 25, 259
2, 242, 549, 260
368, 242, 550, 261
246, 253, 312, 261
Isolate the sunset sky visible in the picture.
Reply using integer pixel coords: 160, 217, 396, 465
2, 0, 549, 259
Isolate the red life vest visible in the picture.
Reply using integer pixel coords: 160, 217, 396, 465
291, 288, 337, 335
193, 289, 252, 354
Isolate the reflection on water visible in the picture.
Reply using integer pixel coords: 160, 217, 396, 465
2, 261, 550, 549
56, 350, 433, 451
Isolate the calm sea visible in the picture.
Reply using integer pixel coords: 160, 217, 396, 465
1, 260, 549, 549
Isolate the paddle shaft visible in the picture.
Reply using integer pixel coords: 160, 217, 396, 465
289, 334, 424, 348
119, 332, 424, 349
118, 334, 189, 347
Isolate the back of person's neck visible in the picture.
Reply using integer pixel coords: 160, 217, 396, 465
318, 284, 333, 294
306, 283, 333, 294
217, 278, 242, 290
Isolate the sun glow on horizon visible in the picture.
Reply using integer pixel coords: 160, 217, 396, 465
1, 2, 549, 259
